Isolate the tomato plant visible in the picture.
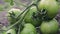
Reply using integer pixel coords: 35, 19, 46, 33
3, 0, 59, 34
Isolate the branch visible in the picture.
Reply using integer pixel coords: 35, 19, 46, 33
17, 25, 21, 34
15, 3, 35, 19
15, 1, 35, 19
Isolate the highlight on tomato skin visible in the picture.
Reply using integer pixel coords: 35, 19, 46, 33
40, 19, 59, 34
38, 0, 59, 19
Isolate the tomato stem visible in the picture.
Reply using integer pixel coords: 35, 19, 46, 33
15, 0, 40, 19
17, 24, 21, 34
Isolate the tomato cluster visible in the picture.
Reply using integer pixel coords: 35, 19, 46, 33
4, 0, 59, 34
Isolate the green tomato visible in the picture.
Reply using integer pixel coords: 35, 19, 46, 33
38, 0, 59, 19
21, 23, 37, 34
7, 8, 22, 24
3, 28, 16, 34
40, 19, 59, 34
24, 6, 42, 26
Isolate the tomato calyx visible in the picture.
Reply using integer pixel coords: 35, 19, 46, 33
9, 11, 16, 19
32, 12, 41, 22
31, 8, 49, 22
39, 9, 47, 15
9, 11, 15, 16
32, 8, 48, 21
38, 8, 53, 21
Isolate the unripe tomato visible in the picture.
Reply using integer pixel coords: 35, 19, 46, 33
24, 6, 42, 26
40, 19, 59, 34
7, 8, 22, 24
38, 0, 59, 19
3, 28, 16, 34
21, 23, 37, 34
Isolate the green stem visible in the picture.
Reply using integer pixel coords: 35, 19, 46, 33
15, 3, 35, 19
15, 0, 39, 19
17, 25, 21, 34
